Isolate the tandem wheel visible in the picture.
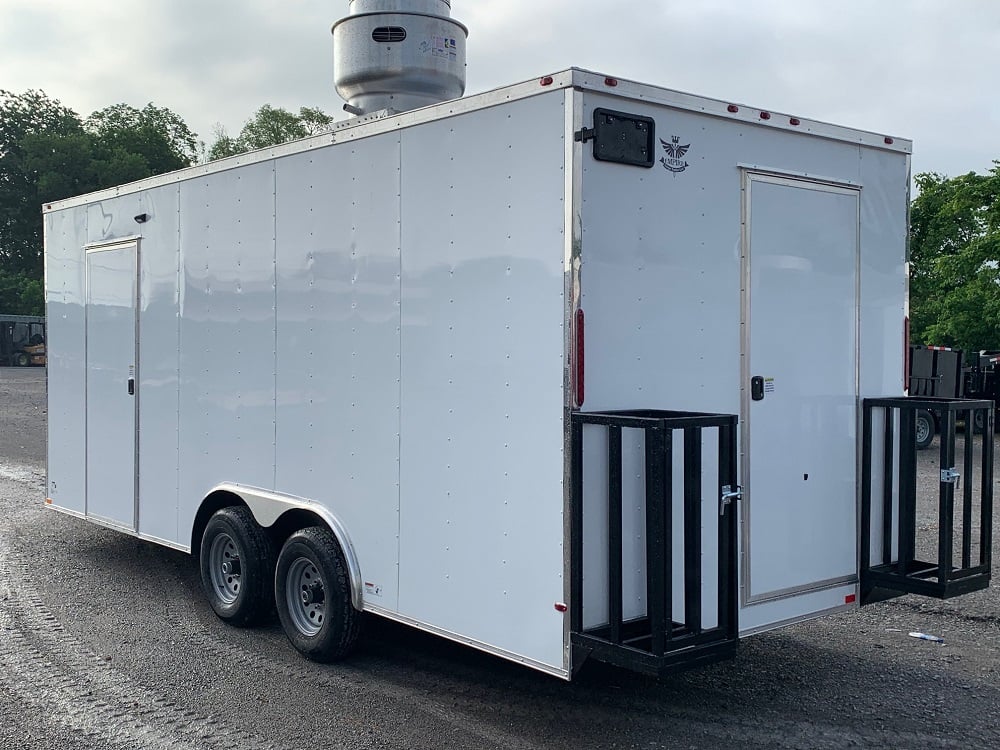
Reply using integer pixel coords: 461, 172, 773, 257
199, 505, 276, 626
275, 526, 362, 662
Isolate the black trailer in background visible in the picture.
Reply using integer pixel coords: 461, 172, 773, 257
908, 345, 965, 449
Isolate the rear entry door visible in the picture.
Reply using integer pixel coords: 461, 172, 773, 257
741, 172, 860, 603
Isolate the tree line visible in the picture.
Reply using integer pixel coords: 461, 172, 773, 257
1, 89, 998, 358
0, 89, 332, 316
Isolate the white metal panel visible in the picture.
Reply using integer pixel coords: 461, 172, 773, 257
178, 164, 277, 540
137, 185, 181, 543
274, 134, 403, 609
85, 243, 137, 527
398, 92, 567, 669
86, 196, 143, 246
858, 148, 909, 398
738, 581, 857, 635
45, 206, 88, 513
578, 90, 908, 633
743, 175, 860, 601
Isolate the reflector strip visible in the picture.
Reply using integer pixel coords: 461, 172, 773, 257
575, 308, 585, 408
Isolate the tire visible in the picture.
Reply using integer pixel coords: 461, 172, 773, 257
14, 352, 29, 367
973, 410, 986, 435
199, 505, 276, 626
275, 526, 361, 662
915, 409, 935, 450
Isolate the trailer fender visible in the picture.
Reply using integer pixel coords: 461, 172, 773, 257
205, 483, 364, 611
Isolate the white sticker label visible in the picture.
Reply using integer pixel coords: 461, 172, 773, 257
764, 377, 775, 394
364, 582, 383, 597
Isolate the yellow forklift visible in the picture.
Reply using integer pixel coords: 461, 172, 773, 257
0, 314, 46, 366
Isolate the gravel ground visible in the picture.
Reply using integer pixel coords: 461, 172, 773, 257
1, 366, 999, 749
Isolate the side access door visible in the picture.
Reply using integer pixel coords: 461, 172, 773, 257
741, 171, 861, 604
85, 240, 139, 530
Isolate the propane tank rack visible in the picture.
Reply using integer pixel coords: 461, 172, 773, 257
569, 410, 740, 676
861, 397, 994, 602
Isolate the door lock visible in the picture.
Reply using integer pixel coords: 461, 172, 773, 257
720, 484, 742, 515
751, 375, 765, 401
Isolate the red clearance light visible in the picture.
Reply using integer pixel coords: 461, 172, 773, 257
903, 316, 911, 391
575, 308, 585, 408
884, 136, 895, 145
554, 602, 568, 613
759, 111, 771, 120
789, 118, 801, 126
845, 594, 857, 604
540, 76, 554, 86
727, 104, 739, 113
604, 77, 618, 87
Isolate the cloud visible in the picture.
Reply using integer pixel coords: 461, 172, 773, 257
0, 0, 996, 175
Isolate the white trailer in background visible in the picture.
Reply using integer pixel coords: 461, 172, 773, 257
46, 53, 991, 678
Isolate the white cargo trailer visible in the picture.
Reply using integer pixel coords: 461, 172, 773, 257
44, 56, 994, 677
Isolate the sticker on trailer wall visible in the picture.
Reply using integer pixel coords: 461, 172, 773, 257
764, 377, 775, 394
659, 135, 691, 174
421, 36, 457, 60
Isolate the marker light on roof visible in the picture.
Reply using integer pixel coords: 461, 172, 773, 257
884, 136, 894, 144
540, 76, 554, 86
759, 111, 771, 120
604, 77, 618, 87
727, 104, 739, 113
789, 118, 800, 126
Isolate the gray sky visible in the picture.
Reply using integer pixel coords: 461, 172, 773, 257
1, 0, 997, 177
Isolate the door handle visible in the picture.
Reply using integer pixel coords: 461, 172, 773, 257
128, 377, 135, 396
751, 375, 765, 401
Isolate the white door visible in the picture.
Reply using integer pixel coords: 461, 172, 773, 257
742, 173, 860, 603
86, 242, 138, 529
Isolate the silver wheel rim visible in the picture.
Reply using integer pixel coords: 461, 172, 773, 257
286, 557, 325, 637
208, 532, 241, 605
916, 417, 930, 444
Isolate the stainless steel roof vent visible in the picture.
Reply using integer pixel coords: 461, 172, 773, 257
333, 0, 468, 116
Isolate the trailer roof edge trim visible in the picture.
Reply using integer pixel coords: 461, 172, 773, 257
42, 67, 911, 213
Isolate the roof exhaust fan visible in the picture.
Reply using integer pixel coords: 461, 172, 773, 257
333, 0, 468, 117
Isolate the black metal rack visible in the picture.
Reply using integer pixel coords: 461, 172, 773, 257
861, 397, 994, 602
570, 410, 739, 677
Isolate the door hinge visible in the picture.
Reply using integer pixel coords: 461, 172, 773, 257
720, 484, 742, 515
574, 127, 596, 144
940, 467, 960, 485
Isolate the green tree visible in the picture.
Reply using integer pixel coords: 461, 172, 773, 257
0, 90, 198, 288
207, 105, 333, 160
0, 90, 84, 278
86, 103, 198, 173
909, 165, 1000, 353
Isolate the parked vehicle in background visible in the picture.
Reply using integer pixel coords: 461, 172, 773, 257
964, 351, 1000, 432
0, 315, 46, 367
908, 345, 964, 449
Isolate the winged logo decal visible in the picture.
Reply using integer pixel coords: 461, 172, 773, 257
659, 135, 691, 174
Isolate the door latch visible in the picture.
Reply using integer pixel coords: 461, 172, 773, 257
751, 375, 765, 401
720, 484, 742, 515
940, 467, 960, 486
